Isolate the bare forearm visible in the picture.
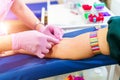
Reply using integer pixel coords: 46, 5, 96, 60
45, 33, 94, 60
0, 35, 12, 52
11, 0, 43, 30
4, 20, 31, 34
98, 27, 110, 55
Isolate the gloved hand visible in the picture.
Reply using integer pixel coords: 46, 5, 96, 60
39, 25, 64, 40
11, 30, 59, 58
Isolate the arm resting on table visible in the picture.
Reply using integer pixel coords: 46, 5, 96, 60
45, 28, 110, 60
2, 27, 110, 60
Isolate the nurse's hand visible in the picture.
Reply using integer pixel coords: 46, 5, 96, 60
39, 25, 64, 40
11, 30, 59, 58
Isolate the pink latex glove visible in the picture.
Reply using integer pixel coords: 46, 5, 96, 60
39, 25, 64, 40
11, 30, 59, 58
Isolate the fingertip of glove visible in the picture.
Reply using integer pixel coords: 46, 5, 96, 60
53, 39, 60, 44
37, 53, 45, 58
39, 26, 46, 32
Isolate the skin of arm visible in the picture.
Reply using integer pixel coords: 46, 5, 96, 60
46, 34, 94, 60
11, 0, 43, 30
0, 35, 12, 52
4, 20, 31, 34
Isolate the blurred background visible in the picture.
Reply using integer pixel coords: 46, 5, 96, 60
23, 0, 120, 15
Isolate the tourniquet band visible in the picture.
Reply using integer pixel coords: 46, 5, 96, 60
90, 31, 100, 55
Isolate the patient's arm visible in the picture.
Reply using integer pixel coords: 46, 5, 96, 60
0, 27, 110, 60
46, 34, 94, 60
3, 20, 31, 34
45, 28, 110, 60
0, 35, 94, 59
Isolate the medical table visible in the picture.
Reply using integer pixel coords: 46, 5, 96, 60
0, 22, 117, 80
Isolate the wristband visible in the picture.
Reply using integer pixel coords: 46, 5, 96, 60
90, 31, 100, 55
